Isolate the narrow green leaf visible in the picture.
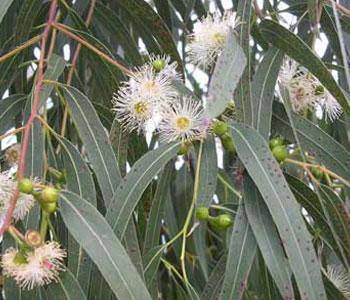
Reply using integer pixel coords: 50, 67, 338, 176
61, 85, 121, 205
244, 176, 294, 299
59, 191, 152, 300
106, 142, 180, 239
259, 19, 350, 115
0, 0, 14, 25
206, 30, 246, 118
220, 204, 257, 300
46, 269, 86, 300
0, 95, 25, 134
197, 136, 218, 206
201, 254, 227, 300
143, 164, 173, 254
229, 122, 327, 299
234, 0, 253, 124
252, 48, 284, 139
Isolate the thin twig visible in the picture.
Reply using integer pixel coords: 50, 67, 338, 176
0, 36, 41, 64
0, 0, 58, 236
52, 22, 132, 75
0, 127, 25, 142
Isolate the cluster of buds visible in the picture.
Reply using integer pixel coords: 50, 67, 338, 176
196, 206, 233, 230
212, 120, 236, 154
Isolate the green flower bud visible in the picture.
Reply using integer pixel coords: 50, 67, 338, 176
41, 201, 57, 213
272, 145, 288, 163
209, 214, 233, 230
212, 120, 228, 136
41, 187, 59, 203
196, 207, 209, 220
152, 59, 166, 72
311, 166, 323, 180
269, 137, 284, 149
221, 133, 236, 154
18, 178, 33, 194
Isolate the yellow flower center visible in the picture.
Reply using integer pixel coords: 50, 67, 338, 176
176, 116, 191, 131
134, 100, 149, 117
143, 80, 159, 93
213, 33, 225, 44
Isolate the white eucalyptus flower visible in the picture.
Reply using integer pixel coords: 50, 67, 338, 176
158, 97, 209, 143
2, 242, 66, 290
0, 173, 35, 222
113, 62, 180, 132
187, 11, 238, 68
324, 265, 350, 298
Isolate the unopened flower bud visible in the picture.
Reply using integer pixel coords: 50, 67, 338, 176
18, 178, 34, 194
196, 207, 209, 220
41, 202, 57, 214
212, 120, 228, 137
152, 59, 166, 72
272, 145, 288, 163
41, 187, 59, 203
221, 133, 236, 154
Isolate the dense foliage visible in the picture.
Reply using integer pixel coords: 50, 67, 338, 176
0, 0, 350, 299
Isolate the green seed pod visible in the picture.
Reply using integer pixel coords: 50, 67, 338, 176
196, 207, 209, 220
41, 187, 59, 203
269, 137, 284, 149
272, 145, 288, 163
152, 59, 166, 72
311, 166, 324, 180
42, 201, 57, 214
212, 120, 228, 137
216, 214, 233, 228
221, 133, 236, 154
18, 178, 33, 194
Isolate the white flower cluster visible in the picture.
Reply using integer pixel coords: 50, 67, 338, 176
2, 242, 66, 290
279, 58, 342, 122
187, 11, 238, 68
0, 173, 35, 222
113, 55, 209, 143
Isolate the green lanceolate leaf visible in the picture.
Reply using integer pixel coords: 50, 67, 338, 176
106, 142, 180, 239
59, 191, 152, 300
234, 0, 253, 124
272, 103, 350, 180
201, 254, 227, 300
244, 176, 294, 299
61, 85, 121, 206
58, 136, 96, 292
206, 30, 246, 118
143, 163, 173, 254
0, 0, 14, 25
259, 19, 350, 115
220, 204, 257, 300
46, 269, 86, 300
252, 48, 284, 139
0, 94, 25, 134
228, 122, 327, 300
196, 136, 218, 206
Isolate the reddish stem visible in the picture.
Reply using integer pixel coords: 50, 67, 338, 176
0, 0, 58, 236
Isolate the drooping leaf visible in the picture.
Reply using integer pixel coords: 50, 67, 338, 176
220, 204, 257, 300
61, 85, 121, 206
244, 176, 294, 299
59, 190, 152, 300
206, 30, 246, 118
106, 142, 180, 239
229, 122, 327, 300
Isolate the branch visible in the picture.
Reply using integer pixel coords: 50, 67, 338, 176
0, 0, 58, 236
